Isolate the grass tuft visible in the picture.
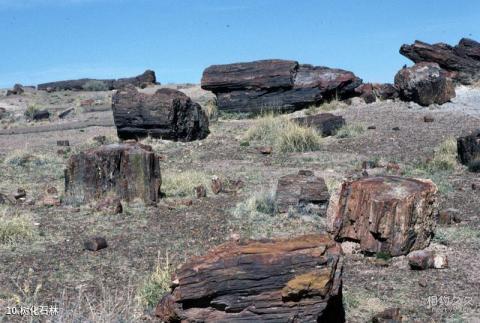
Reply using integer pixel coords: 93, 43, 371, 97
245, 114, 322, 153
0, 207, 36, 246
161, 170, 212, 197
335, 124, 365, 138
137, 253, 173, 308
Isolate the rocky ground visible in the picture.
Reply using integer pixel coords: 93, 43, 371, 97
0, 84, 479, 322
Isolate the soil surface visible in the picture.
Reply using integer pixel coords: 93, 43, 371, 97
0, 84, 479, 322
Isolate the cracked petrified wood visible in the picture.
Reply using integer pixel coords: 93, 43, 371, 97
156, 234, 345, 323
457, 129, 480, 167
112, 85, 209, 141
327, 176, 437, 256
275, 170, 330, 213
64, 142, 161, 205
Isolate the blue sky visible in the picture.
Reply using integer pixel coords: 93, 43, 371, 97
0, 0, 478, 88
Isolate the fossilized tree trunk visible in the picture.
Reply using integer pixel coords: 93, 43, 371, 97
327, 176, 437, 256
156, 234, 345, 322
64, 142, 161, 205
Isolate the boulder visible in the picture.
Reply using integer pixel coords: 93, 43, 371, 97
32, 109, 50, 121
354, 83, 376, 103
201, 59, 362, 113
394, 62, 455, 106
6, 84, 24, 96
84, 237, 108, 251
293, 113, 345, 136
275, 170, 330, 213
400, 38, 480, 85
111, 85, 209, 141
457, 129, 480, 167
408, 250, 448, 270
201, 59, 298, 92
327, 176, 437, 256
64, 142, 161, 205
155, 234, 345, 322
37, 70, 157, 91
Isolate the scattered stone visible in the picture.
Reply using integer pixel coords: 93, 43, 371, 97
14, 188, 26, 200
112, 85, 209, 141
84, 237, 108, 251
56, 140, 70, 147
472, 181, 480, 190
0, 193, 15, 205
155, 234, 344, 322
341, 241, 361, 255
423, 115, 435, 122
372, 307, 402, 323
408, 250, 448, 270
327, 176, 437, 256
58, 107, 74, 119
418, 278, 428, 288
355, 83, 376, 103
202, 59, 362, 113
211, 176, 222, 194
367, 125, 377, 130
457, 129, 480, 167
394, 62, 456, 106
256, 146, 272, 155
293, 113, 346, 136
38, 70, 157, 91
95, 196, 123, 214
32, 110, 50, 121
372, 83, 399, 100
41, 195, 61, 207
6, 84, 24, 96
275, 170, 330, 213
64, 142, 161, 205
392, 127, 400, 131
92, 135, 107, 144
194, 185, 207, 198
400, 38, 480, 85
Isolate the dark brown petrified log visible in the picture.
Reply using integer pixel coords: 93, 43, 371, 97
156, 234, 345, 322
112, 85, 209, 141
327, 176, 437, 256
64, 142, 161, 205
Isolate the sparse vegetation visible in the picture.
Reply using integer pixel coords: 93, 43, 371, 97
137, 253, 173, 308
24, 104, 41, 119
335, 124, 365, 138
245, 114, 322, 152
0, 207, 36, 246
317, 99, 348, 112
203, 98, 218, 122
82, 80, 109, 91
161, 169, 212, 197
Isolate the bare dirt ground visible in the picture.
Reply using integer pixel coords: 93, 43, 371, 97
0, 85, 479, 322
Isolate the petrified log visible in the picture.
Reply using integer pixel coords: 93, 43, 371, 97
294, 64, 362, 100
394, 62, 455, 106
32, 110, 50, 121
275, 170, 330, 213
6, 84, 24, 96
201, 59, 298, 93
354, 83, 376, 104
327, 176, 437, 256
112, 85, 209, 141
372, 83, 399, 101
156, 234, 345, 323
216, 87, 324, 113
64, 142, 161, 205
293, 113, 345, 137
457, 129, 480, 167
37, 70, 157, 91
201, 60, 363, 113
400, 38, 480, 85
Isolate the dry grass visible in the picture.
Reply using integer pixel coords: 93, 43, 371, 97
203, 98, 218, 122
335, 124, 365, 138
0, 206, 36, 246
137, 252, 173, 308
245, 114, 322, 153
161, 169, 212, 197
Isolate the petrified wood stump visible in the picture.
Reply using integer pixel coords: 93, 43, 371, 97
327, 176, 437, 256
64, 142, 161, 205
457, 129, 480, 166
275, 170, 330, 213
112, 85, 209, 141
156, 234, 345, 323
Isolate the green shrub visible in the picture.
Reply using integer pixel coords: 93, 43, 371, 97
82, 80, 109, 91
